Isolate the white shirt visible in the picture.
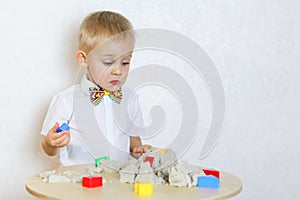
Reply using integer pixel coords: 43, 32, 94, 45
41, 74, 145, 166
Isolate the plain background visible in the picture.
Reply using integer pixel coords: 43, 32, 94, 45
0, 0, 299, 199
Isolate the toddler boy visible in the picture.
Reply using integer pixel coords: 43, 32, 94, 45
41, 11, 151, 165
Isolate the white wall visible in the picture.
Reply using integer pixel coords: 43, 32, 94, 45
1, 0, 299, 199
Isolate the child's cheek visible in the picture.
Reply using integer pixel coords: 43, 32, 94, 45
92, 68, 106, 84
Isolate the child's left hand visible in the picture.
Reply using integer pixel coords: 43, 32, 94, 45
132, 144, 152, 153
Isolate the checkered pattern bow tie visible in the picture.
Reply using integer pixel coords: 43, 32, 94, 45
89, 87, 122, 106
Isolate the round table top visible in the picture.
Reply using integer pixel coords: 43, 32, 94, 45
26, 164, 242, 200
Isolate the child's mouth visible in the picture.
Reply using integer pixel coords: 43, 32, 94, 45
109, 80, 121, 85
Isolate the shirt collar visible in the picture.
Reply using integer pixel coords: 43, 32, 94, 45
80, 74, 99, 96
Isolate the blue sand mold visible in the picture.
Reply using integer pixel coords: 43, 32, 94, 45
197, 175, 220, 188
57, 123, 70, 132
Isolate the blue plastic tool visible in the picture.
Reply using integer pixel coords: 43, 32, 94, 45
197, 175, 220, 188
57, 123, 70, 132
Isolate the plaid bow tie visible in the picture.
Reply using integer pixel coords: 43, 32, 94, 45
89, 87, 122, 106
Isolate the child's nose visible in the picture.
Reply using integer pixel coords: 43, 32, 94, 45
111, 64, 122, 76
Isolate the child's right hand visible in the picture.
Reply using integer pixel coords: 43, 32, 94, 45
45, 122, 70, 148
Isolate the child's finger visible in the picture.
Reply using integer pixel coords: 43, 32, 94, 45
54, 133, 70, 147
49, 130, 67, 140
132, 147, 138, 152
132, 147, 142, 153
57, 139, 69, 147
47, 129, 70, 146
50, 122, 60, 133
47, 123, 60, 138
137, 145, 151, 153
56, 131, 70, 141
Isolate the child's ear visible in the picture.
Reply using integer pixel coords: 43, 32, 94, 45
76, 50, 88, 67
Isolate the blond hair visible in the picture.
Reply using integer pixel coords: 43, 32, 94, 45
78, 11, 135, 54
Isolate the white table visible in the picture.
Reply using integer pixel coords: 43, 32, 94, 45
26, 164, 242, 200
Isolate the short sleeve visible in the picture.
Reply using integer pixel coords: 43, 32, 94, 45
126, 91, 145, 137
41, 88, 74, 136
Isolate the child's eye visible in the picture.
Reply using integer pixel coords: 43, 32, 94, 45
122, 62, 130, 66
103, 62, 113, 66
122, 59, 131, 66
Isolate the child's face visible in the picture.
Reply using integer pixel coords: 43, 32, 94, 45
82, 39, 134, 91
